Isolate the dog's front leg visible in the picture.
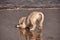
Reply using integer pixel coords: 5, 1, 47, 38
30, 24, 36, 31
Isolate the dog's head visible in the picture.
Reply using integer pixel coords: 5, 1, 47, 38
17, 17, 26, 28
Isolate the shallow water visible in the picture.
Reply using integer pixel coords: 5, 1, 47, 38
0, 8, 60, 40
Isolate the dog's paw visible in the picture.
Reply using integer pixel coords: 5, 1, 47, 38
30, 29, 34, 31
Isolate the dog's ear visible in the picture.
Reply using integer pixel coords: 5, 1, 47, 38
19, 17, 26, 24
19, 19, 23, 24
19, 17, 25, 24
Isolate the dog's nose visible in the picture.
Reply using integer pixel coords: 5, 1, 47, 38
15, 25, 17, 28
17, 25, 20, 28
15, 24, 20, 28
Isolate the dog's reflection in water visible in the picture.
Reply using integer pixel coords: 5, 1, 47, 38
17, 27, 36, 40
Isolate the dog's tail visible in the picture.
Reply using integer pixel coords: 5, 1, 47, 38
39, 12, 44, 27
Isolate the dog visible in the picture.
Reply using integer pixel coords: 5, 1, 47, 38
17, 11, 44, 31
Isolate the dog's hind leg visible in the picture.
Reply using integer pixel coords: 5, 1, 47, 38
39, 15, 44, 40
39, 22, 43, 40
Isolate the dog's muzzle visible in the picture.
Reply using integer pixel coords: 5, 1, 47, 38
17, 24, 20, 28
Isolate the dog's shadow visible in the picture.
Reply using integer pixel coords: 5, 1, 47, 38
17, 27, 36, 40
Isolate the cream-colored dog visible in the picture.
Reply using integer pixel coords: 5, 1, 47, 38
17, 11, 44, 31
